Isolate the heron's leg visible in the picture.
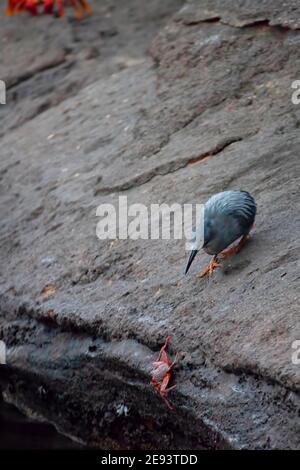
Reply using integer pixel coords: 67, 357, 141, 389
220, 232, 250, 259
197, 255, 222, 278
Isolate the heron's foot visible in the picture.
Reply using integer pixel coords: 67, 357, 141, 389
220, 233, 250, 259
197, 256, 222, 278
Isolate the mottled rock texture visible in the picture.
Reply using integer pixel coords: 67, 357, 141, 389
0, 0, 299, 449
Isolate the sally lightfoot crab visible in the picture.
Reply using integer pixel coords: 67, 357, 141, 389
150, 336, 178, 410
185, 190, 257, 278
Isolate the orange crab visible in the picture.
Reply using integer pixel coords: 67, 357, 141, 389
150, 336, 178, 410
6, 0, 92, 18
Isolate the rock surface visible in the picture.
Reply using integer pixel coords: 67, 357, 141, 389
0, 0, 300, 449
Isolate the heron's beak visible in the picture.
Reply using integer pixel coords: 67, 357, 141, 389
185, 249, 198, 274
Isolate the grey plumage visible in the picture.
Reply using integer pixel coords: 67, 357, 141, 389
185, 190, 256, 274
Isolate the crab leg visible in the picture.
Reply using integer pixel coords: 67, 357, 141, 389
79, 0, 91, 13
6, 0, 15, 15
220, 232, 250, 259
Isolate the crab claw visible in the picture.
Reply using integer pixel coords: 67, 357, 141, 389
151, 361, 169, 382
